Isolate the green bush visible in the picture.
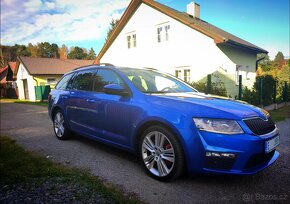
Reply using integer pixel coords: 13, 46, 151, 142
242, 75, 289, 106
242, 87, 259, 105
191, 81, 227, 97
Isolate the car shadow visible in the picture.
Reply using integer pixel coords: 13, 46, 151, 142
69, 133, 269, 186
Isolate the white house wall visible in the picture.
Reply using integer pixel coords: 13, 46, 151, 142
101, 3, 257, 96
16, 63, 36, 101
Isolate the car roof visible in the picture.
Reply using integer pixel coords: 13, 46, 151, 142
67, 64, 157, 75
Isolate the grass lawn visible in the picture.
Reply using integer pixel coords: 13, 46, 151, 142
0, 99, 48, 107
0, 136, 141, 203
269, 105, 290, 122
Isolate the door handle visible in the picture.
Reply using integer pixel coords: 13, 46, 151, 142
86, 99, 96, 103
62, 95, 69, 99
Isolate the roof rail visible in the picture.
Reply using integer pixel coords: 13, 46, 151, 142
73, 63, 115, 71
95, 63, 115, 67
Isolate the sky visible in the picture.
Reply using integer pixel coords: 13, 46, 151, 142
1, 0, 289, 59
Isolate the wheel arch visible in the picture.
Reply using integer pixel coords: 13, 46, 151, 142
133, 118, 186, 155
51, 106, 61, 121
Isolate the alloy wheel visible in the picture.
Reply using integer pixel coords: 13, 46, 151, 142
142, 131, 175, 177
54, 112, 65, 138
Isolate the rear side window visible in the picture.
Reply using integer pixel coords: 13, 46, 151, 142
94, 69, 125, 92
71, 70, 95, 91
55, 73, 73, 90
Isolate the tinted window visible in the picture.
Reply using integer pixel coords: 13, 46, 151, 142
94, 69, 125, 92
71, 70, 95, 91
55, 73, 73, 90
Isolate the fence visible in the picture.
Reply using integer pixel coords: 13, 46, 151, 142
191, 74, 289, 107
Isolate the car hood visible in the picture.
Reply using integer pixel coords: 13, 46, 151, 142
147, 92, 268, 120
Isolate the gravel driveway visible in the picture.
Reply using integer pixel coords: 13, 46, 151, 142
0, 102, 289, 203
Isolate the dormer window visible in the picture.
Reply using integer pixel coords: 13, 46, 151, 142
126, 32, 136, 49
157, 23, 170, 43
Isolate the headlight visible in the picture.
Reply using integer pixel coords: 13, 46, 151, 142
193, 118, 244, 134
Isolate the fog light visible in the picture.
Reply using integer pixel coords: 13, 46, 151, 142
206, 151, 236, 158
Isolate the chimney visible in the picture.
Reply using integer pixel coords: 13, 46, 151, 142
187, 2, 200, 18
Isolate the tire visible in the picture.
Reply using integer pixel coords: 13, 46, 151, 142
139, 125, 185, 181
53, 110, 71, 140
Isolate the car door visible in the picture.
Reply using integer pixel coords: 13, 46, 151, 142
91, 69, 136, 145
66, 69, 97, 135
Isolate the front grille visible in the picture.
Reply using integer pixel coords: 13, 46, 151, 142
243, 116, 275, 135
244, 150, 275, 170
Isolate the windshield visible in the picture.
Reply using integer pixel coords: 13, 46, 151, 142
120, 68, 197, 93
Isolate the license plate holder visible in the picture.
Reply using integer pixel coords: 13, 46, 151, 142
265, 136, 279, 153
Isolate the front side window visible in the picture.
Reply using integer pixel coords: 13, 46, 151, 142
94, 69, 125, 92
121, 68, 196, 93
71, 70, 95, 91
55, 73, 73, 90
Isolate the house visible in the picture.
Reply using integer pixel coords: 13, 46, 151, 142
14, 57, 93, 101
96, 0, 267, 97
0, 62, 17, 98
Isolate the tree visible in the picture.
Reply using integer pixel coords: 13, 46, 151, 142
37, 42, 52, 58
274, 51, 285, 69
106, 19, 119, 41
0, 44, 31, 64
86, 48, 96, 60
67, 46, 87, 59
257, 53, 270, 66
51, 43, 59, 58
15, 44, 31, 57
59, 44, 68, 59
27, 43, 38, 57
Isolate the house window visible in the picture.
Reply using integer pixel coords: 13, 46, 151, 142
47, 78, 56, 85
157, 27, 162, 42
165, 25, 170, 41
184, 69, 190, 83
157, 23, 170, 43
246, 66, 250, 80
175, 70, 182, 79
126, 32, 136, 49
175, 67, 191, 83
235, 65, 241, 85
127, 35, 131, 49
132, 34, 137, 47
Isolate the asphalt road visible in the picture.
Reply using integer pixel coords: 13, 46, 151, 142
1, 102, 289, 203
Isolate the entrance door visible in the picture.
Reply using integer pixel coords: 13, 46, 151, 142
23, 79, 29, 100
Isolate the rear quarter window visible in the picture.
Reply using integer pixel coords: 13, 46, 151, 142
71, 70, 95, 91
55, 73, 74, 90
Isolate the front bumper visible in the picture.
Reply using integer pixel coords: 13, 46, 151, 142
185, 128, 279, 175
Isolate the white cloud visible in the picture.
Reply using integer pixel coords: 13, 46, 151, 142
24, 0, 42, 12
1, 0, 130, 50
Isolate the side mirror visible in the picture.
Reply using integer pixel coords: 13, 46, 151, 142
103, 84, 130, 96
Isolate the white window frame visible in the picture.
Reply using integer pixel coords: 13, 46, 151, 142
235, 65, 242, 85
174, 66, 191, 83
156, 22, 170, 43
47, 78, 56, 85
126, 31, 136, 49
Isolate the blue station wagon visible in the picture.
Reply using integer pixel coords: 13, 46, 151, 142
48, 64, 279, 181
